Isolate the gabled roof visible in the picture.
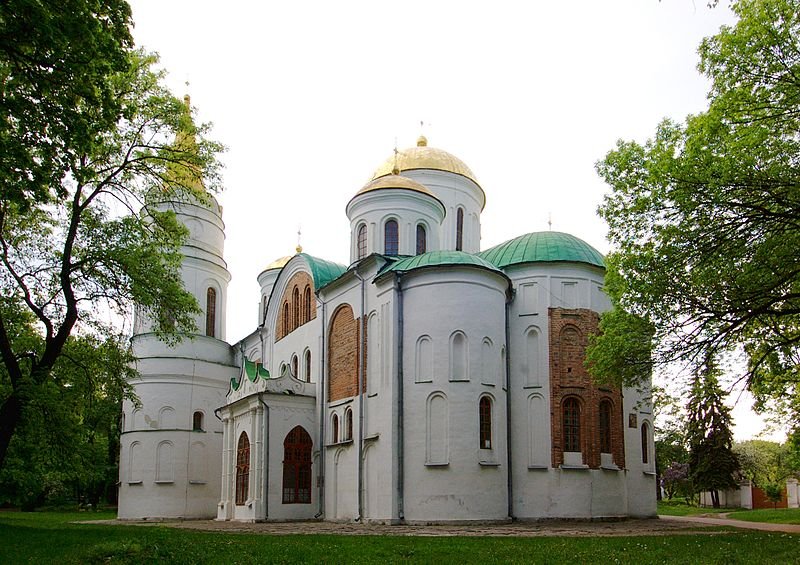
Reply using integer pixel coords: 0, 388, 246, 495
479, 231, 605, 270
297, 253, 347, 289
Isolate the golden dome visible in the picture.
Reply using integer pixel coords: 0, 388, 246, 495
354, 174, 437, 198
371, 137, 479, 187
265, 255, 292, 270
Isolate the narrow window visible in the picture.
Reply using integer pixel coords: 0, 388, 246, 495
261, 295, 268, 324
455, 208, 464, 251
291, 354, 298, 379
282, 426, 313, 504
292, 287, 300, 329
205, 287, 217, 337
357, 224, 368, 259
479, 396, 492, 449
235, 432, 250, 505
384, 219, 399, 255
416, 224, 427, 255
283, 302, 289, 336
192, 411, 204, 432
345, 409, 353, 441
641, 422, 649, 464
304, 350, 312, 382
331, 414, 339, 443
303, 286, 312, 323
563, 398, 581, 452
599, 400, 612, 453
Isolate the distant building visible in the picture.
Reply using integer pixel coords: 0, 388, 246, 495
118, 125, 657, 522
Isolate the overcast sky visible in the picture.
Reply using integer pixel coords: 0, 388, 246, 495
126, 1, 780, 440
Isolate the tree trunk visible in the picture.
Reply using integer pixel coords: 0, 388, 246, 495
711, 489, 720, 508
0, 393, 22, 470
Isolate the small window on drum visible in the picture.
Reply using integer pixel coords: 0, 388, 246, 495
192, 411, 204, 432
384, 219, 399, 255
416, 224, 427, 255
357, 224, 368, 259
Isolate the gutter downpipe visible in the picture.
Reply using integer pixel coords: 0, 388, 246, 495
316, 297, 327, 519
257, 393, 270, 521
504, 286, 514, 520
354, 269, 366, 522
396, 275, 405, 522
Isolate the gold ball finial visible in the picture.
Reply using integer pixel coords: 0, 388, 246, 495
417, 135, 428, 147
296, 244, 303, 253
183, 93, 191, 109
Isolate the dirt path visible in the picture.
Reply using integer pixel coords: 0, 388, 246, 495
87, 517, 731, 538
659, 514, 800, 534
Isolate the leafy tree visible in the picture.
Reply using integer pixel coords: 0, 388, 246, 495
685, 359, 740, 507
763, 482, 785, 509
0, 302, 134, 508
661, 462, 692, 501
735, 440, 797, 486
0, 2, 223, 471
590, 0, 800, 436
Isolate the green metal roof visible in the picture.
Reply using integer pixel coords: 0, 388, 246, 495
299, 253, 347, 289
479, 232, 605, 269
378, 250, 507, 279
231, 357, 271, 391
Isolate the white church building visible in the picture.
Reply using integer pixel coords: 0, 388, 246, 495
118, 129, 657, 523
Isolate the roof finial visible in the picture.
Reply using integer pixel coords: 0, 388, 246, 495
183, 79, 191, 110
417, 120, 428, 147
392, 137, 400, 175
548, 212, 552, 231
296, 226, 303, 253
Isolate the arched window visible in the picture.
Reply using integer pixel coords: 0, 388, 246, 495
357, 224, 368, 259
479, 396, 492, 449
292, 287, 300, 329
282, 426, 312, 504
384, 219, 399, 255
641, 422, 649, 464
563, 398, 581, 452
261, 295, 268, 324
345, 409, 353, 441
331, 414, 339, 443
455, 208, 464, 251
303, 286, 312, 323
416, 224, 427, 255
235, 432, 250, 505
205, 287, 217, 337
192, 411, 204, 432
282, 302, 290, 336
304, 350, 312, 382
291, 354, 299, 379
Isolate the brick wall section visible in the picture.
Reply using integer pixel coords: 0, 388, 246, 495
549, 308, 625, 469
327, 304, 368, 402
752, 485, 788, 509
275, 271, 316, 341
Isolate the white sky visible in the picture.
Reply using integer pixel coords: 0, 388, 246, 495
127, 1, 781, 441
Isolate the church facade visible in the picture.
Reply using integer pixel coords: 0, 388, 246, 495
118, 136, 657, 523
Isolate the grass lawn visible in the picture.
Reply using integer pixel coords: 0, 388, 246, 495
1, 511, 799, 564
727, 508, 800, 525
657, 500, 733, 516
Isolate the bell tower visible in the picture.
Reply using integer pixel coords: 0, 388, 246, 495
118, 95, 236, 520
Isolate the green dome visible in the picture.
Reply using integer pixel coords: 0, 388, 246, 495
479, 232, 605, 269
378, 250, 506, 278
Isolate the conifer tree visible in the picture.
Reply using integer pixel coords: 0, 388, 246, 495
685, 358, 740, 507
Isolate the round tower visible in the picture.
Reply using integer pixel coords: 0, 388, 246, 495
118, 96, 235, 520
346, 174, 445, 262
371, 137, 485, 253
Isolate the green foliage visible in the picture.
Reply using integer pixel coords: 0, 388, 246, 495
0, 1, 223, 473
686, 360, 740, 506
763, 482, 785, 509
594, 0, 800, 434
734, 440, 797, 487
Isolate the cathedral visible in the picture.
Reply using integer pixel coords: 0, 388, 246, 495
118, 127, 657, 522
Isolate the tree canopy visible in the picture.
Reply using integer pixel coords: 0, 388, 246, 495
0, 1, 223, 471
590, 0, 800, 436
